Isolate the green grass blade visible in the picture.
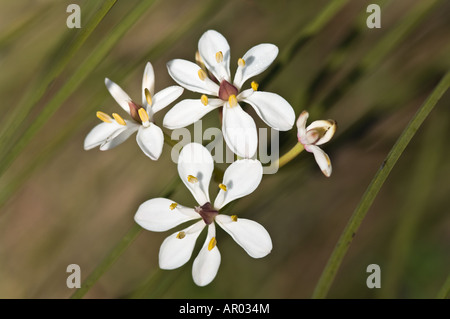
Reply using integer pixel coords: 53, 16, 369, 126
437, 275, 450, 299
311, 70, 450, 299
70, 175, 180, 299
259, 0, 349, 88
0, 0, 117, 149
0, 0, 224, 212
0, 0, 157, 181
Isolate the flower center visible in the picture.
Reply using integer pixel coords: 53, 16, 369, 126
128, 101, 150, 127
218, 79, 239, 101
195, 202, 219, 225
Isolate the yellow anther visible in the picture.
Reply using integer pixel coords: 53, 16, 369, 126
198, 69, 207, 81
176, 231, 186, 239
138, 108, 149, 123
238, 58, 245, 67
251, 81, 259, 91
208, 237, 217, 251
231, 215, 238, 222
169, 203, 178, 210
228, 94, 237, 107
112, 113, 126, 126
201, 94, 209, 106
187, 175, 198, 183
144, 88, 152, 106
215, 51, 223, 63
218, 183, 227, 192
96, 111, 112, 123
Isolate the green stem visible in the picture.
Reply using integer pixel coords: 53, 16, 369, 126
0, 0, 157, 181
311, 70, 450, 299
437, 275, 450, 299
0, 0, 117, 150
70, 223, 142, 299
276, 142, 304, 169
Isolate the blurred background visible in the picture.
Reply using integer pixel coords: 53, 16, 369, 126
0, 0, 449, 299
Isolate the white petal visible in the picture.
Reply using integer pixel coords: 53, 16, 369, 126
134, 198, 200, 232
99, 123, 139, 151
192, 224, 221, 287
296, 110, 309, 139
222, 103, 258, 158
167, 59, 219, 95
136, 123, 164, 160
150, 86, 184, 114
163, 99, 223, 129
159, 220, 205, 270
215, 215, 272, 258
214, 159, 263, 210
142, 62, 155, 105
233, 43, 278, 90
178, 143, 214, 205
84, 121, 126, 150
306, 119, 337, 145
105, 78, 132, 114
307, 145, 332, 177
198, 30, 231, 82
242, 91, 295, 131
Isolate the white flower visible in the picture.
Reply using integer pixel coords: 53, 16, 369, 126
163, 30, 295, 158
134, 143, 272, 286
84, 62, 183, 160
296, 110, 337, 177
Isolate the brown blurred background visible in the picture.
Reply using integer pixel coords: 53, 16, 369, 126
0, 0, 449, 298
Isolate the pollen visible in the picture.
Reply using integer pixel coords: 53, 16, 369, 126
138, 108, 149, 123
198, 69, 207, 81
215, 51, 223, 63
144, 88, 152, 106
112, 113, 126, 126
201, 94, 209, 106
187, 175, 198, 183
238, 58, 245, 67
218, 183, 227, 192
251, 81, 259, 91
231, 215, 238, 222
169, 203, 178, 210
176, 231, 186, 239
208, 237, 217, 251
228, 94, 237, 107
96, 111, 112, 123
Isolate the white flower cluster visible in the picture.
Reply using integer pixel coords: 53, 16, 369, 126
84, 30, 336, 286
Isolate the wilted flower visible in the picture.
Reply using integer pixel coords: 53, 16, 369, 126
297, 110, 336, 177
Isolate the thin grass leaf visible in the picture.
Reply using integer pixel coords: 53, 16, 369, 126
0, 0, 157, 183
0, 0, 224, 212
0, 0, 117, 150
311, 70, 450, 299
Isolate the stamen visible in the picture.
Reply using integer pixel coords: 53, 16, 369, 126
198, 69, 207, 81
215, 51, 223, 63
201, 94, 209, 106
218, 183, 227, 192
169, 203, 178, 210
251, 81, 259, 91
231, 215, 238, 222
187, 175, 198, 183
96, 111, 112, 123
176, 231, 186, 239
238, 58, 245, 67
208, 237, 217, 251
144, 88, 152, 106
138, 108, 149, 123
228, 94, 237, 107
112, 113, 126, 126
